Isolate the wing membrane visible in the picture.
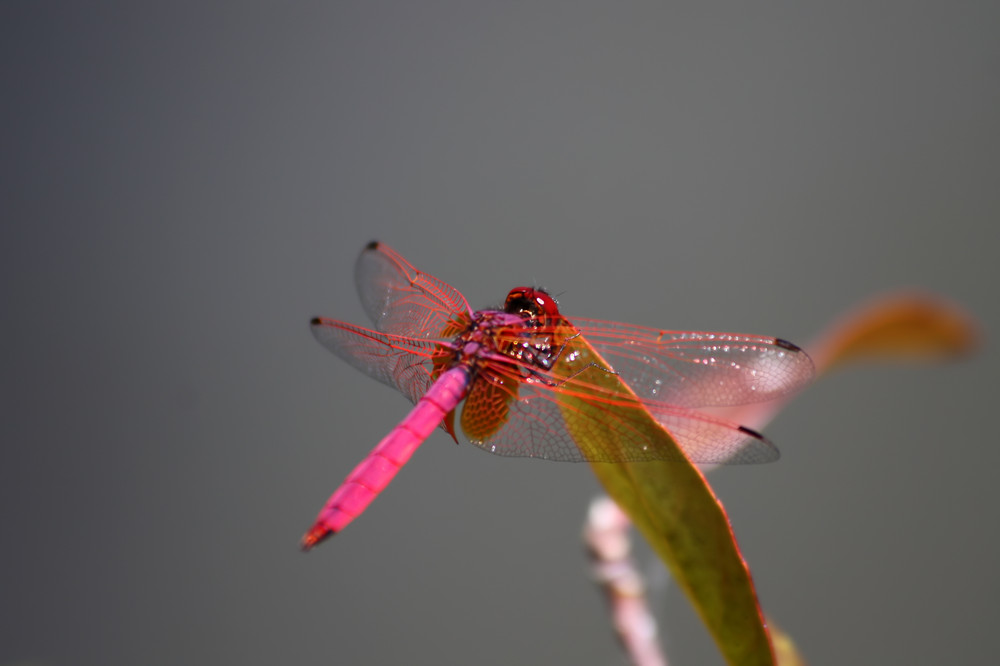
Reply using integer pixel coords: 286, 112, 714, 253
354, 241, 472, 339
317, 244, 810, 465
572, 318, 814, 408
310, 317, 442, 405
457, 334, 777, 464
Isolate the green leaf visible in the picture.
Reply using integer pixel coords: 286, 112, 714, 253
556, 333, 774, 666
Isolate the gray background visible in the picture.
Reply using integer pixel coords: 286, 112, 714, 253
3, 3, 998, 665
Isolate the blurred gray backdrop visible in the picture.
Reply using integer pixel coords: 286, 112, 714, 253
2, 3, 998, 665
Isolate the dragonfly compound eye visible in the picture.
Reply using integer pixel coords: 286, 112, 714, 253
504, 287, 560, 318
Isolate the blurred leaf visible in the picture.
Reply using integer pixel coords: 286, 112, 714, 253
768, 618, 808, 666
718, 291, 979, 435
557, 333, 775, 666
808, 291, 980, 374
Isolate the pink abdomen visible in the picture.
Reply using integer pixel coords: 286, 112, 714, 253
301, 365, 471, 550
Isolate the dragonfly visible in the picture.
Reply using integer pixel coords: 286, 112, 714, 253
302, 241, 814, 550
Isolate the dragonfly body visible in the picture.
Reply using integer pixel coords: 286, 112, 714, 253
303, 303, 557, 548
302, 241, 813, 549
301, 365, 471, 548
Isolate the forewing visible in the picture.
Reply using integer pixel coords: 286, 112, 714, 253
354, 241, 473, 339
572, 318, 814, 408
310, 317, 440, 405
458, 341, 776, 464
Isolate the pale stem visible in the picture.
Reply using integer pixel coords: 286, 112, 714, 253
584, 496, 668, 666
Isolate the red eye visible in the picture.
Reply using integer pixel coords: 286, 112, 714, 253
530, 290, 560, 316
504, 287, 560, 316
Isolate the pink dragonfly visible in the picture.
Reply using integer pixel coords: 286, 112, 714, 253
302, 241, 813, 550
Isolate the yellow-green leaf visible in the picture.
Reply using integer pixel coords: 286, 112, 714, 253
556, 333, 774, 666
768, 617, 808, 666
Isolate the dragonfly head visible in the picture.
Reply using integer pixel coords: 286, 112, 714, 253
501, 287, 567, 371
504, 287, 561, 319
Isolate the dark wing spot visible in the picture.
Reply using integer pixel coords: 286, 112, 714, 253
365, 240, 380, 250
738, 424, 767, 441
774, 338, 803, 352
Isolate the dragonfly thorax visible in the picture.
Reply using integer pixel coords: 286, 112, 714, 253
449, 310, 525, 365
446, 288, 567, 378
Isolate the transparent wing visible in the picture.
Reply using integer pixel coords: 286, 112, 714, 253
354, 241, 473, 339
641, 402, 778, 464
457, 335, 778, 464
311, 316, 783, 464
310, 317, 443, 405
572, 318, 814, 408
